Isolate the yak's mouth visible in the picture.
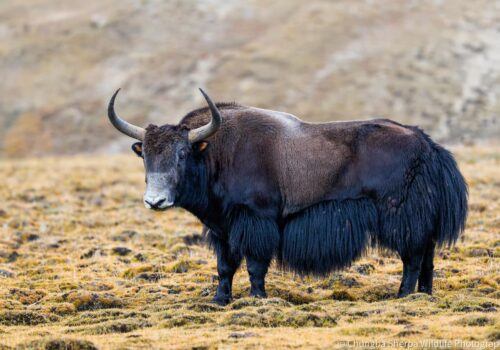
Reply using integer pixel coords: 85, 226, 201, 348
148, 206, 171, 212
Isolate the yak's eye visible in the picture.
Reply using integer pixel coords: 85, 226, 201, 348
179, 149, 186, 160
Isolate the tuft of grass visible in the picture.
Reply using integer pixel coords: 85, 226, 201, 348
82, 319, 152, 335
0, 311, 55, 326
162, 315, 213, 328
341, 326, 391, 336
285, 311, 337, 328
65, 310, 149, 327
9, 289, 46, 305
223, 312, 267, 327
230, 297, 291, 310
64, 291, 123, 311
330, 290, 356, 301
486, 329, 500, 341
18, 339, 98, 350
454, 315, 496, 327
358, 284, 396, 302
186, 303, 224, 313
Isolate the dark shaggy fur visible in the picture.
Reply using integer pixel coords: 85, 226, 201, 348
281, 199, 377, 276
228, 206, 280, 262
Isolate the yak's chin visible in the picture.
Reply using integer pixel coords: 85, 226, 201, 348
150, 206, 170, 212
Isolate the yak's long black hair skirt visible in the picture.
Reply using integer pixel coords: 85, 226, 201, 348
280, 199, 377, 276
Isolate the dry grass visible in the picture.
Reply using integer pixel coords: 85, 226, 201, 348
0, 146, 498, 349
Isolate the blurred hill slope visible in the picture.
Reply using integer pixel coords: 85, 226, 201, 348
1, 0, 499, 157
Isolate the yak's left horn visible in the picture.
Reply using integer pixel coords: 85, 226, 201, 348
108, 89, 146, 141
188, 88, 222, 143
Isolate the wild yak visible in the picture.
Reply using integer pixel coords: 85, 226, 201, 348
107, 88, 467, 305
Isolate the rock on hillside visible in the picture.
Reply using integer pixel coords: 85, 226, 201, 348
0, 0, 499, 157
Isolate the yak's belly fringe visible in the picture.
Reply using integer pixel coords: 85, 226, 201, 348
281, 199, 377, 276
228, 206, 280, 262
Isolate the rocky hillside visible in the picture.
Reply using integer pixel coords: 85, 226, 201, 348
1, 0, 499, 157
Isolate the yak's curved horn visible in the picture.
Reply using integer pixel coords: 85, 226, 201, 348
108, 89, 145, 141
188, 88, 222, 143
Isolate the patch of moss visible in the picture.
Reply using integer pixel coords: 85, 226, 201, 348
57, 282, 79, 291
486, 329, 500, 341
64, 291, 123, 311
65, 310, 149, 327
230, 297, 291, 310
0, 311, 55, 326
169, 243, 191, 256
285, 311, 337, 327
83, 319, 152, 335
341, 326, 390, 336
162, 315, 213, 328
465, 246, 493, 257
296, 303, 325, 312
222, 309, 336, 328
396, 329, 421, 337
359, 284, 396, 302
17, 339, 98, 350
44, 303, 77, 316
165, 259, 200, 273
186, 303, 224, 313
398, 293, 438, 303
452, 299, 498, 313
319, 274, 361, 289
330, 290, 356, 301
9, 288, 46, 305
454, 315, 495, 327
270, 288, 316, 305
122, 265, 154, 278
223, 312, 266, 327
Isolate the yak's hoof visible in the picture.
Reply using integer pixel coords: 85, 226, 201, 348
212, 295, 232, 306
250, 291, 267, 299
417, 287, 433, 295
397, 290, 411, 298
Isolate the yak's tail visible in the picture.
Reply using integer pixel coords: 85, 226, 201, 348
431, 144, 468, 246
415, 129, 468, 247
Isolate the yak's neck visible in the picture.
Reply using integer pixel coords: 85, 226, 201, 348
176, 157, 212, 222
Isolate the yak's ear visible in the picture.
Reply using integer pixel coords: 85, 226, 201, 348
131, 142, 143, 158
193, 141, 209, 154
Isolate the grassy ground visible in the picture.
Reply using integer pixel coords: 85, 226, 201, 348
0, 146, 498, 349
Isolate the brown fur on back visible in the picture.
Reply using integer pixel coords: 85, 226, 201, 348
177, 104, 430, 215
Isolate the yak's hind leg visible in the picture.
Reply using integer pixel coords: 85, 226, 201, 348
247, 256, 270, 298
209, 232, 242, 306
417, 239, 436, 294
397, 250, 424, 298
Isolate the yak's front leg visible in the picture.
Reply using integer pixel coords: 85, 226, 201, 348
212, 236, 242, 306
228, 206, 279, 301
247, 256, 270, 298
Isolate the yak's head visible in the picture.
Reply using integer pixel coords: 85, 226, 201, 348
107, 88, 221, 211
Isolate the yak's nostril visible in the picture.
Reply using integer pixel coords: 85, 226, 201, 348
154, 198, 166, 208
145, 198, 166, 209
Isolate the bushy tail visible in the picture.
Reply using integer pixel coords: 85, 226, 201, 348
412, 127, 468, 247
432, 144, 468, 246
